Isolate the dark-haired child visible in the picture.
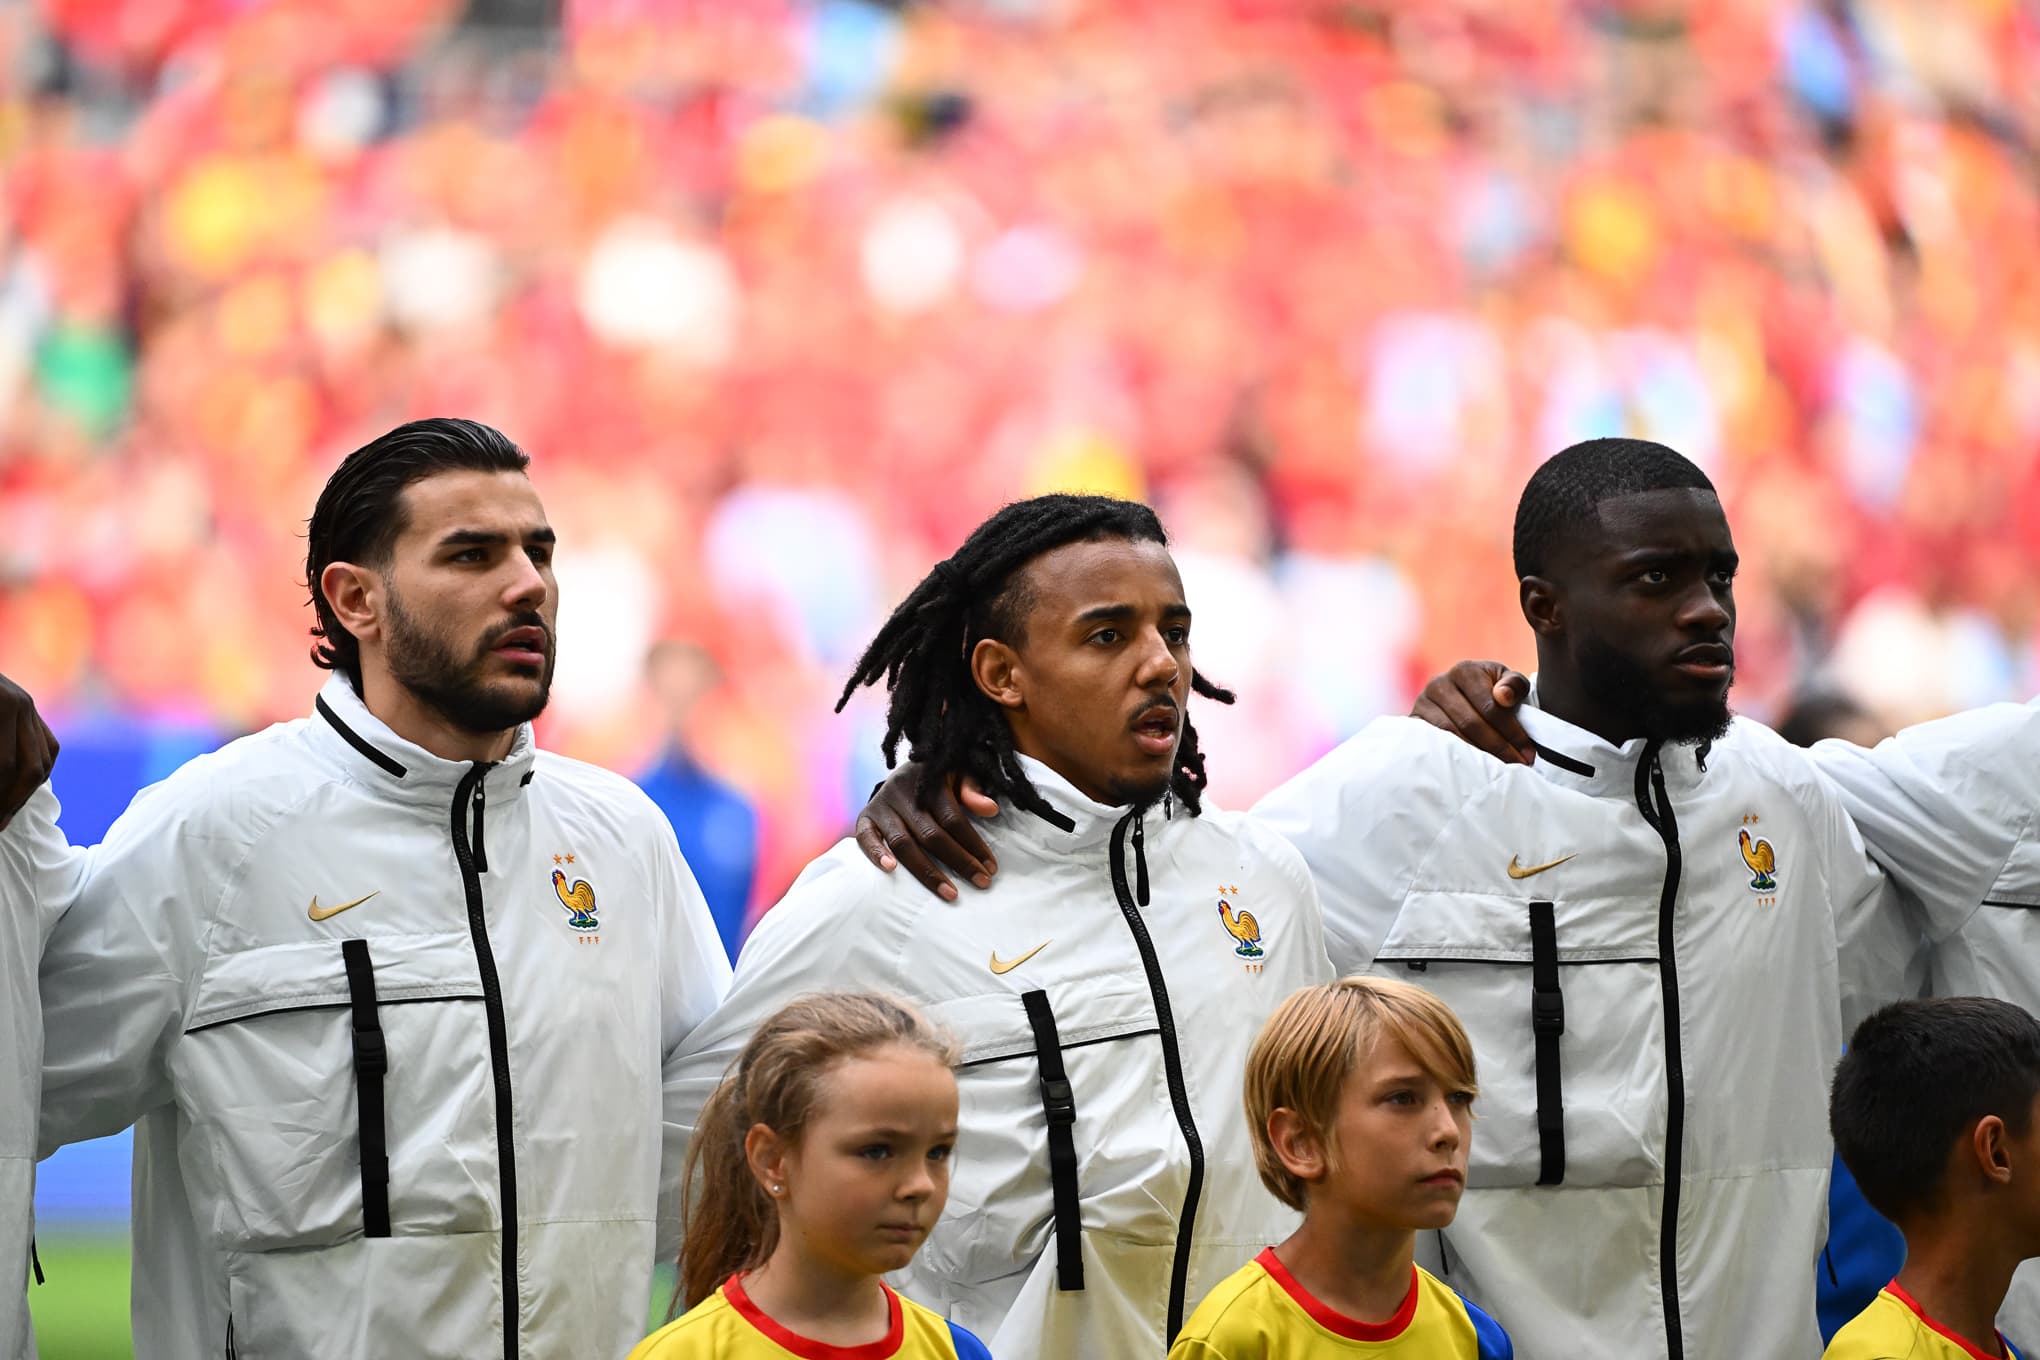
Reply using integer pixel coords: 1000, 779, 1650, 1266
1827, 997, 2040, 1360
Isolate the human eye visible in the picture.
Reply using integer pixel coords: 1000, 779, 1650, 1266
928, 1143, 954, 1164
1448, 1089, 1477, 1107
527, 544, 554, 567
1164, 625, 1190, 646
1088, 628, 1120, 646
1383, 1088, 1417, 1107
1638, 567, 1670, 586
857, 1142, 894, 1162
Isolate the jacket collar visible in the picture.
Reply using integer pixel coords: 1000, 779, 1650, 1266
1519, 686, 1707, 803
985, 754, 1156, 858
311, 674, 539, 808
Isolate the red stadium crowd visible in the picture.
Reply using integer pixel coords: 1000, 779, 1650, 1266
2, 0, 2038, 902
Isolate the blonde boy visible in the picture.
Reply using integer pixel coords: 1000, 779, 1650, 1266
1171, 977, 1513, 1358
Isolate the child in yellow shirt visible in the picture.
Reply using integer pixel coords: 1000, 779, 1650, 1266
1825, 997, 2040, 1360
1171, 976, 1511, 1358
632, 993, 991, 1360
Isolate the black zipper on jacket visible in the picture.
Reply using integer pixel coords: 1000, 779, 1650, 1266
453, 761, 518, 1360
1634, 743, 1685, 1360
1108, 811, 1203, 1343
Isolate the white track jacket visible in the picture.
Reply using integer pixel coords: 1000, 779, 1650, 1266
35, 677, 731, 1360
3, 787, 81, 1360
1254, 701, 1946, 1360
1810, 696, 2040, 1344
671, 756, 1332, 1360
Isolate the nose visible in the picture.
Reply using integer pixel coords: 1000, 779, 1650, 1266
897, 1159, 937, 1203
1428, 1098, 1463, 1152
1677, 581, 1731, 635
501, 553, 548, 611
1133, 628, 1182, 692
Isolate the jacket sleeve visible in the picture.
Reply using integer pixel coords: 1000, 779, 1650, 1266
660, 850, 900, 1252
37, 777, 215, 1153
1, 784, 84, 949
1809, 698, 2040, 941
1804, 770, 1915, 1037
654, 820, 736, 1264
1253, 718, 1494, 975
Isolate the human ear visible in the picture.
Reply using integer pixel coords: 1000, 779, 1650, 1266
1267, 1108, 1329, 1184
971, 638, 1026, 712
1974, 1115, 2013, 1185
744, 1124, 794, 1201
1519, 576, 1563, 638
321, 562, 382, 646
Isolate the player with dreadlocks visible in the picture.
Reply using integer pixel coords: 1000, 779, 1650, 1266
671, 493, 1333, 1360
839, 493, 1232, 828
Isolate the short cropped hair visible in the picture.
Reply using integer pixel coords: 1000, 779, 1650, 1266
1245, 976, 1478, 1211
1831, 997, 2040, 1223
1513, 437, 1715, 579
305, 418, 530, 690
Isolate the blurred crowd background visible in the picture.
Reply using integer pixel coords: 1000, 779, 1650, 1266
9, 0, 2040, 1348
7, 0, 2040, 943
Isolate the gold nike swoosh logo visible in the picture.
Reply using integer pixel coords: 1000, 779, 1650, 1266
308, 891, 381, 922
989, 941, 1051, 975
1506, 854, 1577, 880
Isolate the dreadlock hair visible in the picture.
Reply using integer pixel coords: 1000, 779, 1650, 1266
836, 494, 1235, 823
1513, 437, 1715, 580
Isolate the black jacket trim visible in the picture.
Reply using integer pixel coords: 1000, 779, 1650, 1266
1527, 900, 1566, 1186
1532, 741, 1595, 777
1021, 989, 1085, 1292
316, 696, 408, 778
341, 939, 393, 1238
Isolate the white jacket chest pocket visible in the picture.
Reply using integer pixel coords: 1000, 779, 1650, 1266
914, 982, 1177, 1289
1372, 892, 1668, 1191
173, 931, 499, 1250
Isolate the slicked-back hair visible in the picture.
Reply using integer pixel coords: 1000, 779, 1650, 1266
1513, 437, 1716, 580
305, 418, 530, 690
836, 494, 1234, 823
1831, 997, 2040, 1223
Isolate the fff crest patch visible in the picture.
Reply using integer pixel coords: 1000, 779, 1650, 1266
1217, 885, 1267, 974
1738, 818, 1779, 903
551, 853, 600, 937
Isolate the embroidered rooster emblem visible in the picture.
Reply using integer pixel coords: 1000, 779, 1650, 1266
1739, 829, 1778, 893
1219, 899, 1263, 958
552, 868, 599, 931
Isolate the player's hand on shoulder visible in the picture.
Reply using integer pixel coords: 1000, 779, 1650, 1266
853, 763, 1000, 901
1411, 661, 1534, 766
0, 670, 58, 831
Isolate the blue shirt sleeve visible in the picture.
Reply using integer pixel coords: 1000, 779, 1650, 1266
1459, 1294, 1513, 1360
946, 1320, 994, 1360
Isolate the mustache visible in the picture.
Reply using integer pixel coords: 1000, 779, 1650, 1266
1126, 694, 1181, 727
477, 613, 552, 654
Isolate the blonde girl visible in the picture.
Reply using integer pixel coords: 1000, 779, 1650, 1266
631, 992, 991, 1360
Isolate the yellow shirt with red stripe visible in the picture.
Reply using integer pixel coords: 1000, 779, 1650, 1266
1825, 1283, 2027, 1360
1169, 1249, 1513, 1358
628, 1275, 993, 1360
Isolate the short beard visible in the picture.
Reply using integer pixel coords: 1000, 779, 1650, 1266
1575, 634, 1733, 746
1104, 771, 1175, 817
385, 590, 553, 737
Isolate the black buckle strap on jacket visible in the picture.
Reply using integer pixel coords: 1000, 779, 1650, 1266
1021, 988, 1084, 1291
341, 938, 392, 1238
1528, 900, 1566, 1186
